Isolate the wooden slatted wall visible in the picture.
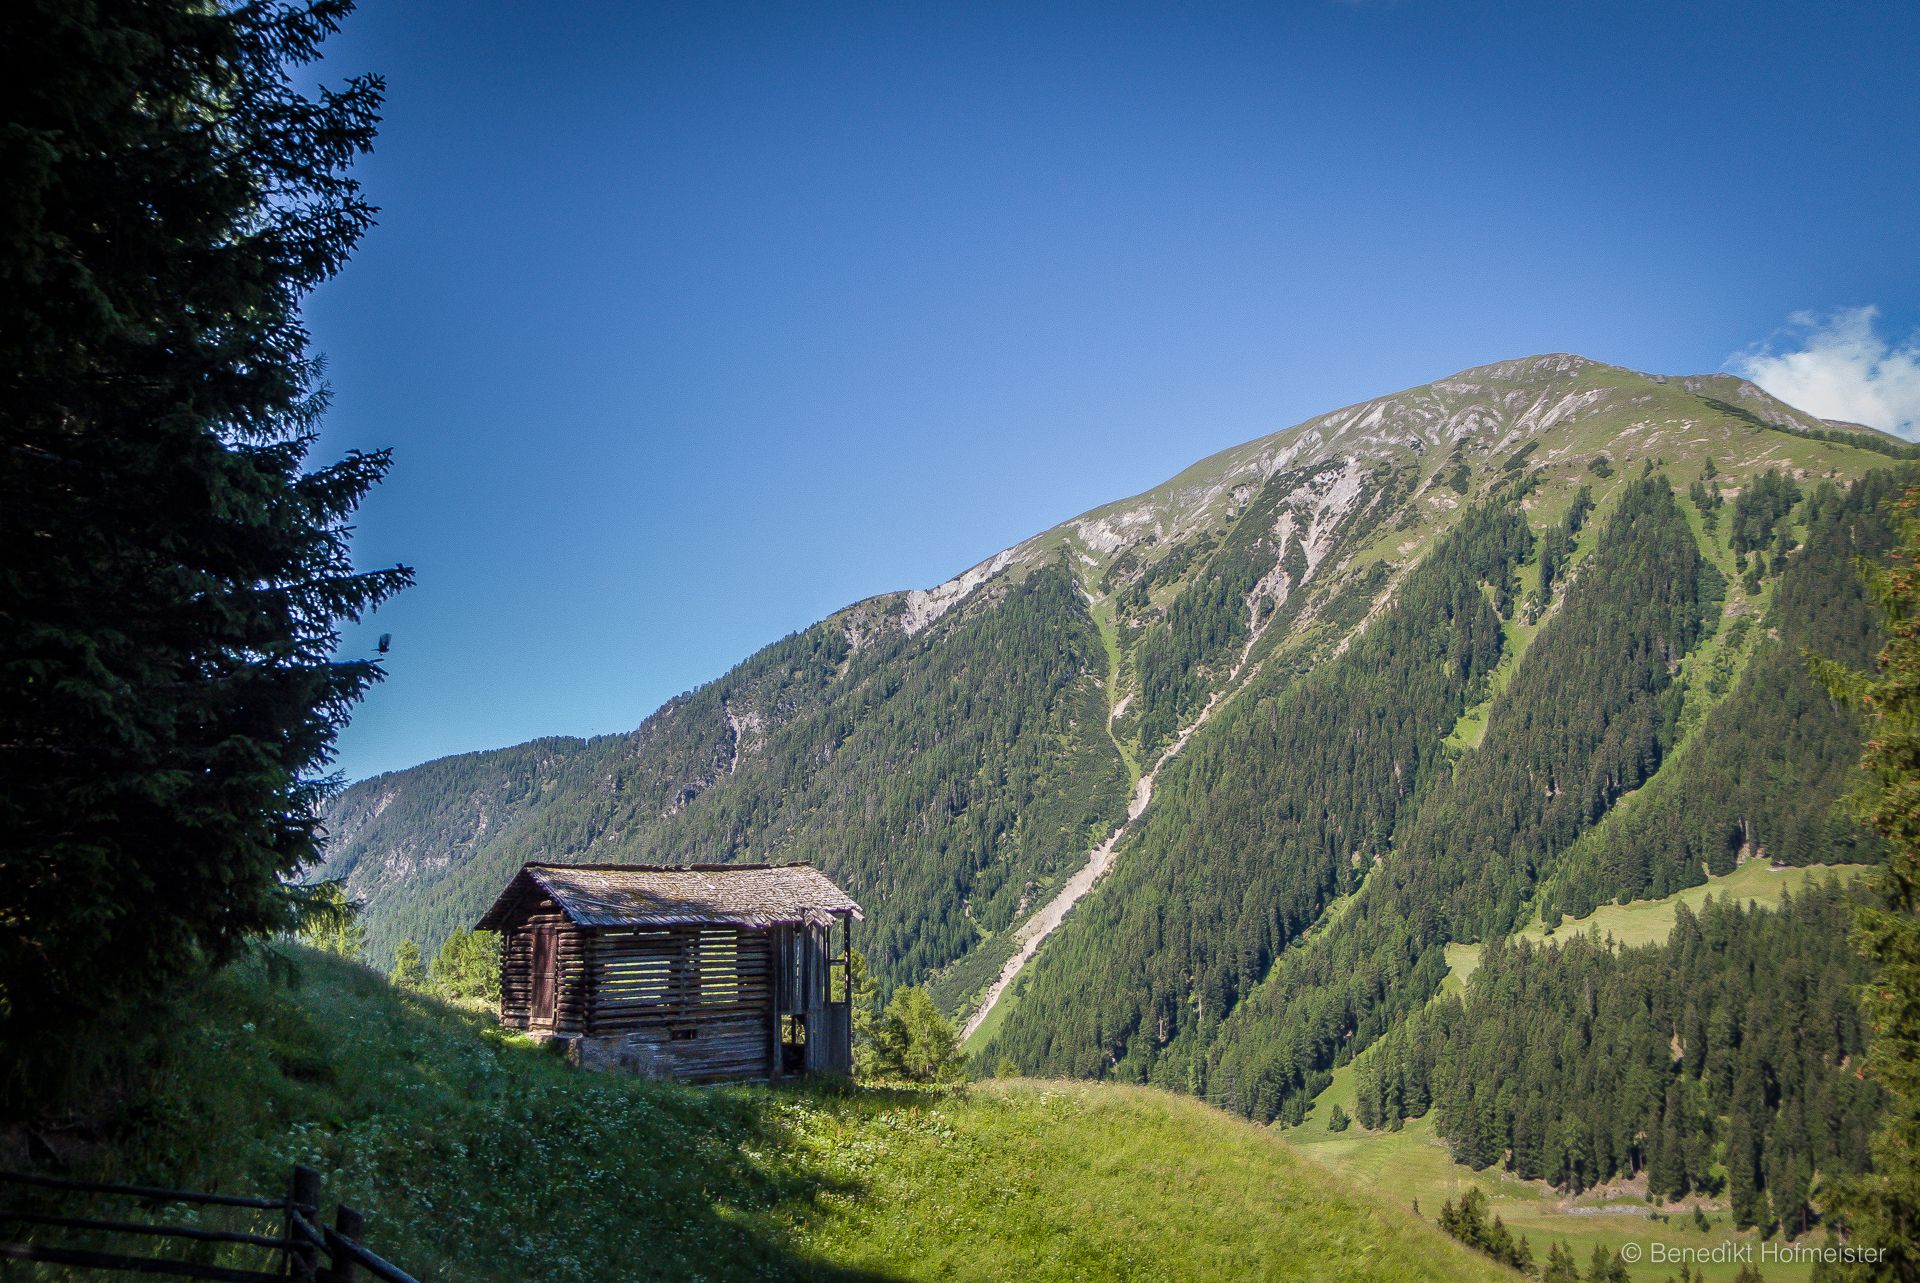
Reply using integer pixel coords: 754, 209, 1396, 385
585, 925, 774, 1080
493, 890, 847, 1081
501, 897, 558, 1029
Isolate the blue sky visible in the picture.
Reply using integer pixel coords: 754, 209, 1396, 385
306, 1, 1920, 782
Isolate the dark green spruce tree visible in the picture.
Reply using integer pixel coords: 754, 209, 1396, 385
0, 0, 408, 1092
1816, 487, 1920, 1281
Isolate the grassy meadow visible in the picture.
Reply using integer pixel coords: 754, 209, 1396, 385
10, 947, 1515, 1283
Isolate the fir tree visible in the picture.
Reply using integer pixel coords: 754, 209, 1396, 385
1588, 1244, 1630, 1283
1815, 485, 1920, 1281
296, 880, 365, 961
872, 986, 966, 1083
1436, 1187, 1534, 1272
429, 930, 501, 1003
0, 0, 409, 1088
390, 939, 424, 989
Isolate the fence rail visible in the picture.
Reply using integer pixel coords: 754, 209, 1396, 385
0, 1169, 289, 1210
0, 1165, 422, 1283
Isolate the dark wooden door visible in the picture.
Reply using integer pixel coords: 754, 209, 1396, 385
529, 926, 558, 1028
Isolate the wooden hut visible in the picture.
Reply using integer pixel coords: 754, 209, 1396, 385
476, 862, 863, 1082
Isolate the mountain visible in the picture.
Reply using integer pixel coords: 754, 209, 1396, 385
322, 354, 1897, 969
320, 353, 1911, 1234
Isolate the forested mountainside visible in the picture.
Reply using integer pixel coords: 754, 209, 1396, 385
323, 355, 1912, 1215
977, 427, 1908, 1231
1006, 460, 1904, 1100
1358, 881, 1879, 1235
322, 562, 1130, 995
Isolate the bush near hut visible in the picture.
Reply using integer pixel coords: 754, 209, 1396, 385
871, 986, 967, 1084
391, 940, 425, 989
428, 929, 502, 1004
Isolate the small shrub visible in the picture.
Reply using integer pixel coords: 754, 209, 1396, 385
391, 940, 424, 989
429, 929, 500, 1003
871, 986, 966, 1084
1436, 1187, 1532, 1273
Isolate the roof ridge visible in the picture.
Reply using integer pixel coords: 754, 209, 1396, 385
478, 861, 863, 931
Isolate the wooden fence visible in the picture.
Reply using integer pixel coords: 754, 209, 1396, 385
0, 1165, 421, 1282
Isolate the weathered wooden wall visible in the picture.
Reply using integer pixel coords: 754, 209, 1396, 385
499, 894, 590, 1035
775, 922, 851, 1076
810, 1004, 851, 1075
582, 925, 774, 1080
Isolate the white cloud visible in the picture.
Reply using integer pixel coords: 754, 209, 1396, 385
1730, 306, 1920, 438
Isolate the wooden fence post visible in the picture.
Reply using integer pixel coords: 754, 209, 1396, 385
322, 1204, 364, 1282
843, 914, 854, 1074
288, 1166, 322, 1282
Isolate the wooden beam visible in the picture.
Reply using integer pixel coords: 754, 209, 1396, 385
0, 1170, 288, 1211
768, 926, 784, 1082
0, 1243, 285, 1283
844, 913, 854, 1072
321, 1204, 364, 1283
0, 1211, 286, 1249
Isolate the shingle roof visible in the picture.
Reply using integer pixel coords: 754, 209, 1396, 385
476, 863, 863, 931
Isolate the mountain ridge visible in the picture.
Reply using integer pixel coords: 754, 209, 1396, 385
317, 353, 1906, 1033
934, 352, 1884, 588
332, 351, 1886, 797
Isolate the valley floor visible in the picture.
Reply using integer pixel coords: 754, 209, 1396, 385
9, 948, 1513, 1283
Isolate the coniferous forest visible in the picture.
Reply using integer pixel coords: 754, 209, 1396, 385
989, 475, 1736, 1108
1359, 884, 1878, 1232
324, 559, 1130, 997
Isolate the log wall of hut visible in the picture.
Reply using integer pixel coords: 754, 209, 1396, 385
498, 894, 590, 1036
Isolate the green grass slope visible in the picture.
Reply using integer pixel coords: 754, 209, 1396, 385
1520, 859, 1874, 948
1437, 858, 1877, 991
1289, 1109, 1790, 1283
11, 949, 1515, 1283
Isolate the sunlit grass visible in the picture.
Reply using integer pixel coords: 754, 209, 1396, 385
1519, 860, 1872, 950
